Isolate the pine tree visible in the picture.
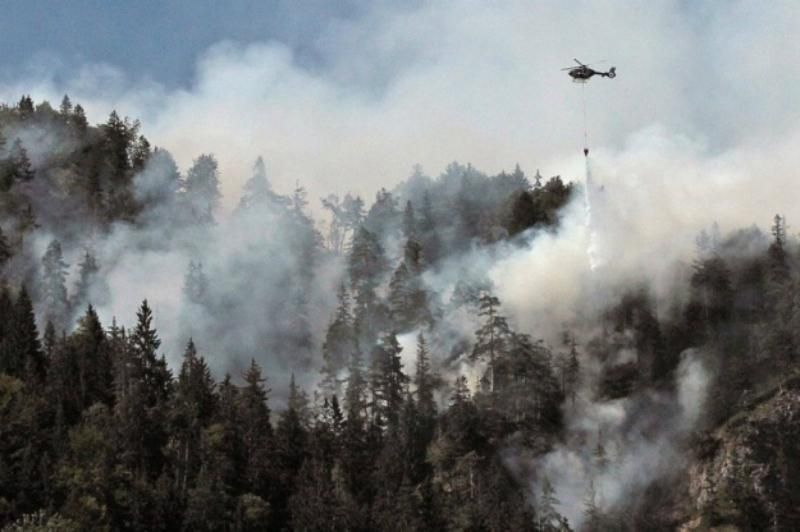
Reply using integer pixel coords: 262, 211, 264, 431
537, 475, 562, 531
389, 239, 431, 330
17, 94, 34, 118
455, 174, 481, 244
370, 333, 408, 432
452, 375, 470, 406
496, 333, 561, 427
0, 225, 12, 267
398, 389, 428, 483
59, 94, 73, 117
41, 239, 69, 328
344, 342, 368, 423
72, 104, 88, 133
47, 326, 82, 434
564, 336, 580, 405
100, 109, 143, 220
184, 154, 221, 224
470, 292, 510, 393
418, 190, 442, 263
209, 373, 246, 496
130, 300, 171, 405
8, 138, 34, 183
172, 338, 216, 498
138, 147, 181, 213
364, 188, 399, 238
348, 227, 389, 344
388, 262, 412, 326
130, 135, 151, 172
238, 156, 284, 211
321, 193, 365, 254
288, 372, 312, 428
238, 358, 273, 496
442, 375, 484, 455
183, 260, 208, 305
768, 214, 790, 287
414, 333, 438, 447
71, 304, 113, 410
320, 283, 355, 396
12, 286, 45, 384
763, 214, 794, 364
414, 333, 437, 417
72, 249, 101, 312
42, 319, 56, 359
402, 200, 417, 240
117, 300, 172, 479
340, 342, 371, 503
506, 189, 538, 236
273, 384, 308, 529
177, 339, 216, 422
688, 254, 734, 341
348, 227, 387, 288
103, 111, 136, 178
341, 194, 366, 249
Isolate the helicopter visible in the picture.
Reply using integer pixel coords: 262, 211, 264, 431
562, 59, 616, 82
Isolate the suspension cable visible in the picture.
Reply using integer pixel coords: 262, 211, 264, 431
582, 82, 589, 156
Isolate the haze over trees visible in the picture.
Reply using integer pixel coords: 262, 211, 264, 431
0, 96, 798, 531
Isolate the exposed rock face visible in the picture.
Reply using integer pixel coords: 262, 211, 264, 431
680, 375, 800, 531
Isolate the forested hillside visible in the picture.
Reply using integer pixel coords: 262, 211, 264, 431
0, 96, 798, 531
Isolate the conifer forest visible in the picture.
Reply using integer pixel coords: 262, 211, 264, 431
0, 94, 797, 531
1, 3, 800, 531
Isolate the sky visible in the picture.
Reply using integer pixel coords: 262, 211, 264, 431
0, 1, 798, 212
0, 1, 361, 87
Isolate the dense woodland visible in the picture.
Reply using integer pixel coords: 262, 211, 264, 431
0, 96, 798, 531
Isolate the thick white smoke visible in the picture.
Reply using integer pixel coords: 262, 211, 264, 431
527, 349, 709, 528
0, 0, 798, 513
1, 1, 797, 210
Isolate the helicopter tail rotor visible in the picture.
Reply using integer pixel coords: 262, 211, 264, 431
607, 67, 616, 78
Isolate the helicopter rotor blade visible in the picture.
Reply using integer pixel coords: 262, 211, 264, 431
570, 59, 606, 68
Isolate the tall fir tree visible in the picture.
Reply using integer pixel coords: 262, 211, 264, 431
41, 239, 69, 329
370, 333, 408, 433
238, 156, 284, 211
470, 292, 510, 393
71, 304, 113, 411
184, 154, 222, 225
72, 249, 102, 313
402, 200, 417, 240
414, 332, 438, 449
58, 94, 73, 117
172, 338, 216, 498
0, 225, 12, 267
320, 283, 355, 396
16, 286, 45, 384
238, 359, 273, 496
182, 260, 209, 305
